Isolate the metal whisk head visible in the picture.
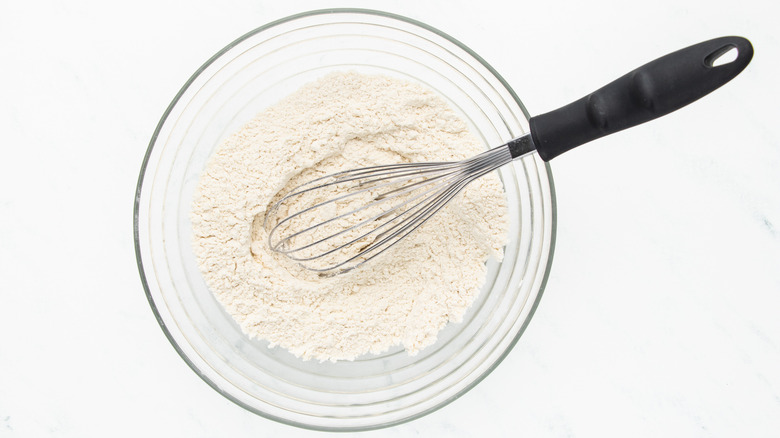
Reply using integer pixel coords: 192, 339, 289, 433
264, 144, 514, 276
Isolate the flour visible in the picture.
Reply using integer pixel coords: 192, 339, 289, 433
191, 72, 509, 361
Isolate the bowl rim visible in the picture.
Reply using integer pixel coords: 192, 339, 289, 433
133, 7, 557, 431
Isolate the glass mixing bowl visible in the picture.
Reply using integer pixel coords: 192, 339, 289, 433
134, 9, 556, 431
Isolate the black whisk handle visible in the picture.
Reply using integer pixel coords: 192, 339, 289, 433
528, 36, 753, 161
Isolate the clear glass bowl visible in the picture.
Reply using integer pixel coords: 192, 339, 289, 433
134, 9, 556, 431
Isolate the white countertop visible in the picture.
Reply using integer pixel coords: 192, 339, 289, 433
1, 0, 779, 436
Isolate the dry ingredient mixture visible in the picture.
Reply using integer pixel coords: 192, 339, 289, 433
192, 72, 509, 362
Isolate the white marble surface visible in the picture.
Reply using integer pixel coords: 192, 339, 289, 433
1, 0, 779, 436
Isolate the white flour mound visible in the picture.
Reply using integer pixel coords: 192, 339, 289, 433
192, 72, 509, 362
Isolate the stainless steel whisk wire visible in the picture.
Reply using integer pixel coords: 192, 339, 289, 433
265, 145, 513, 275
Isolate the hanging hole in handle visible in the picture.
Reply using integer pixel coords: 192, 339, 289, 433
705, 44, 739, 67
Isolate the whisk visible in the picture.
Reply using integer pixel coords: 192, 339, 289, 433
265, 36, 752, 276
